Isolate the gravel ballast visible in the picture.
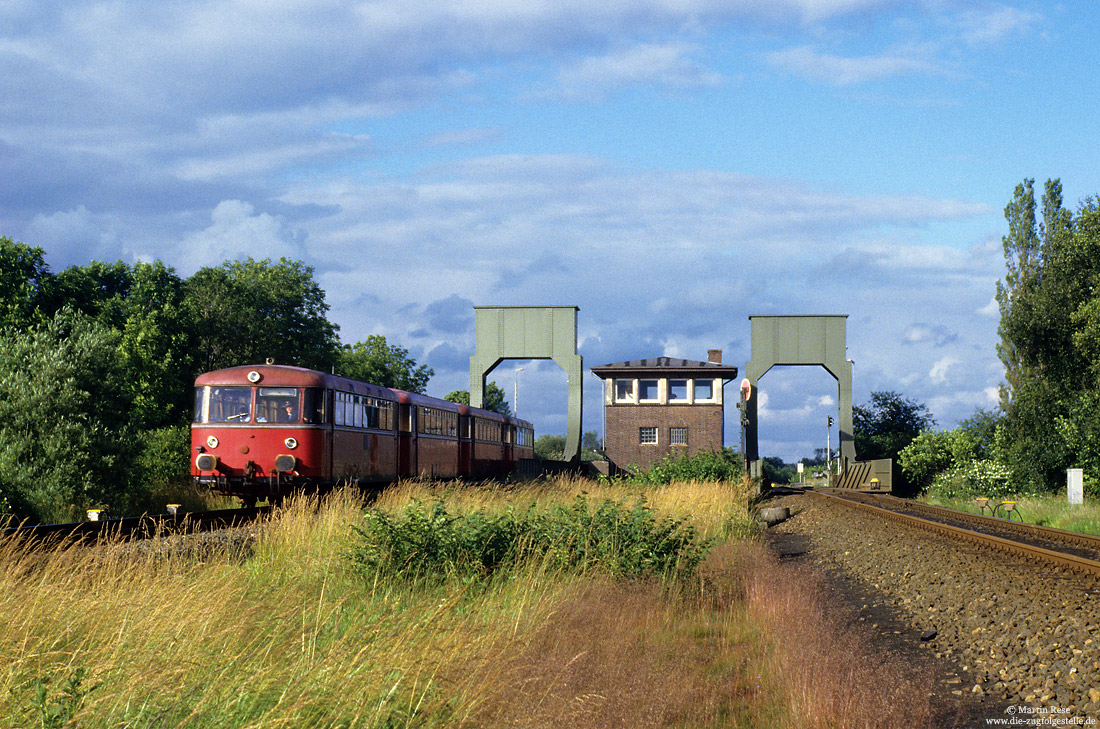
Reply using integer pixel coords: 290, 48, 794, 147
765, 491, 1100, 720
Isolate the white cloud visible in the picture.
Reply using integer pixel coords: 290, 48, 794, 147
176, 200, 303, 274
904, 323, 957, 346
23, 206, 118, 266
554, 42, 723, 100
929, 356, 959, 384
955, 6, 1040, 45
765, 43, 939, 85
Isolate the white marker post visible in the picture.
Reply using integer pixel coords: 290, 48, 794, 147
1068, 468, 1084, 505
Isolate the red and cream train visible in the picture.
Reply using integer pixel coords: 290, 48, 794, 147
191, 364, 534, 504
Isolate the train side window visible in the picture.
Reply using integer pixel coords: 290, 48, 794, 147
303, 388, 326, 424
353, 395, 364, 428
193, 388, 206, 422
334, 392, 345, 426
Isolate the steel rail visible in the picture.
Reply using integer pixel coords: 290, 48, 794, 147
808, 490, 1100, 578
837, 490, 1100, 553
1, 506, 269, 547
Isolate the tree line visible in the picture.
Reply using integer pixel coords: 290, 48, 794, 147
0, 237, 454, 524
892, 178, 1100, 499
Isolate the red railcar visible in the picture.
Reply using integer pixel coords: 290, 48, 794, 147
191, 364, 535, 504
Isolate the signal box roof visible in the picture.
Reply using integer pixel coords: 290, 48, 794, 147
590, 357, 738, 379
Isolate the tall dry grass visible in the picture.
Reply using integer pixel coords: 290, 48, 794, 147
0, 477, 935, 728
733, 542, 934, 729
0, 490, 574, 727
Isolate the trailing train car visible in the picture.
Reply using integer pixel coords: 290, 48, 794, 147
191, 363, 535, 504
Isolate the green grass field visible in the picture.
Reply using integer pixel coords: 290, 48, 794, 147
922, 492, 1100, 536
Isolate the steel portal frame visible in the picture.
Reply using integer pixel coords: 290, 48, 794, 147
743, 315, 855, 475
470, 306, 583, 461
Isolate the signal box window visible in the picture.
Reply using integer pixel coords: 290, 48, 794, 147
638, 379, 659, 402
668, 379, 688, 401
670, 427, 688, 445
614, 379, 635, 402
639, 427, 657, 445
693, 379, 714, 401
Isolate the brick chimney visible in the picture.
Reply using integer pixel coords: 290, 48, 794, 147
707, 349, 722, 364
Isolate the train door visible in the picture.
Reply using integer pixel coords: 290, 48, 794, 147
503, 424, 515, 471
397, 403, 417, 477
323, 389, 334, 479
458, 414, 472, 475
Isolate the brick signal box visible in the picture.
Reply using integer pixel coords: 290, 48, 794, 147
591, 350, 738, 472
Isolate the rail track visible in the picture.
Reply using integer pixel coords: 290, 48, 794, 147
1, 506, 270, 547
809, 489, 1100, 579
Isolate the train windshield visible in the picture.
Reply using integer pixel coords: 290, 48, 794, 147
196, 387, 253, 423
256, 387, 300, 423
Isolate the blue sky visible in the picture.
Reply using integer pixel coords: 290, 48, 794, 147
2, 0, 1095, 462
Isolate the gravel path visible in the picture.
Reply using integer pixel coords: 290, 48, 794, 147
764, 490, 1100, 723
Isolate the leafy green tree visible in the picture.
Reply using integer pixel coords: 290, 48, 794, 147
187, 258, 339, 373
853, 391, 933, 463
443, 382, 510, 415
35, 259, 197, 430
0, 309, 136, 523
762, 456, 795, 485
995, 178, 1040, 410
993, 181, 1100, 491
42, 260, 134, 328
534, 434, 566, 461
119, 262, 196, 429
581, 431, 604, 461
0, 237, 51, 329
337, 335, 433, 393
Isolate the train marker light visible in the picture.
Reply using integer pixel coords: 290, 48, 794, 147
247, 370, 262, 383
284, 437, 298, 449
206, 435, 219, 449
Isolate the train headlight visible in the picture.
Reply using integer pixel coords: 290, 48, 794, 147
284, 437, 298, 449
196, 454, 218, 471
274, 454, 296, 473
206, 435, 219, 449
247, 370, 262, 383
